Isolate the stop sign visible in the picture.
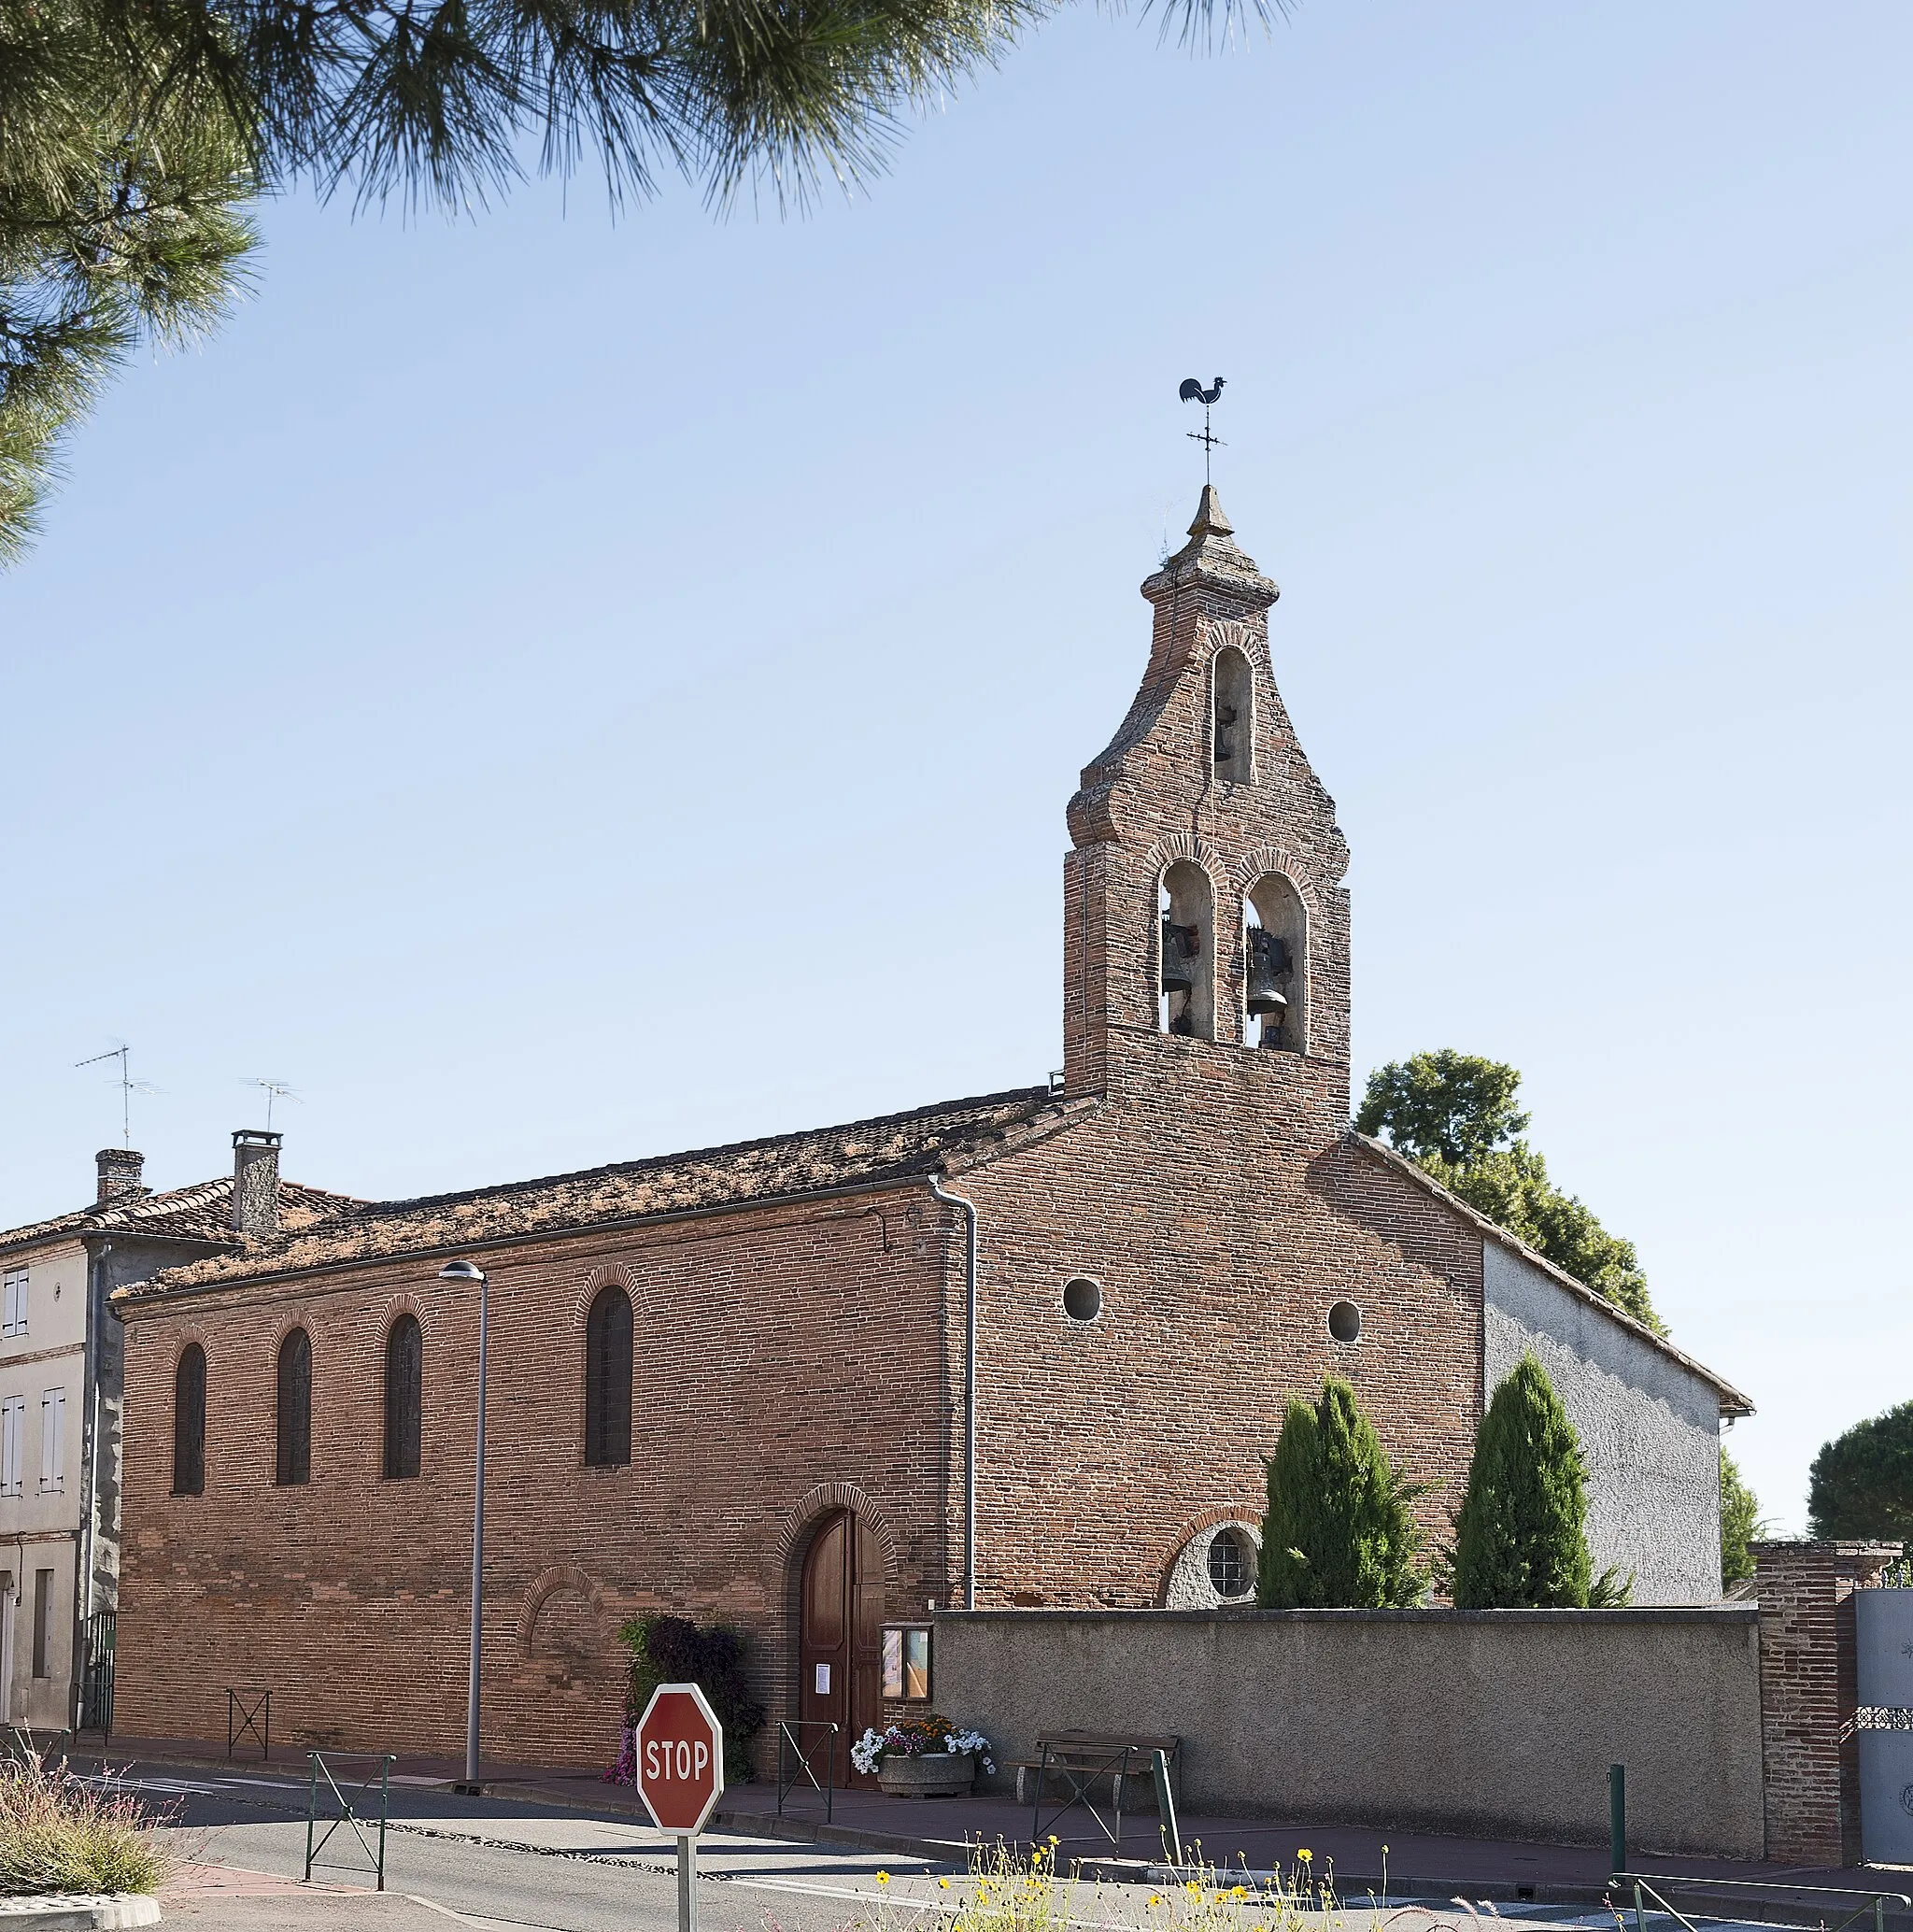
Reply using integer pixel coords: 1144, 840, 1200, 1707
634, 1682, 726, 1834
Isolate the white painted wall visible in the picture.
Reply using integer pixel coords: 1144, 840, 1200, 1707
1482, 1242, 1722, 1606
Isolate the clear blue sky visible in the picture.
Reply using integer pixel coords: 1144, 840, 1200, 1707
3, 0, 1906, 1534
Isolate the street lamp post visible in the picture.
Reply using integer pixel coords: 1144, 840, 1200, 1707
439, 1258, 489, 1794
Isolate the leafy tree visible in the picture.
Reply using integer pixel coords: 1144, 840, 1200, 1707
1258, 1376, 1425, 1609
1357, 1050, 1662, 1335
1452, 1353, 1629, 1608
7, 0, 1250, 554
1720, 1446, 1764, 1586
1354, 1049, 1529, 1168
1807, 1401, 1913, 1542
617, 1613, 765, 1781
2, 0, 257, 557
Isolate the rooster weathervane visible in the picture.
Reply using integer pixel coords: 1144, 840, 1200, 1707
1179, 376, 1226, 483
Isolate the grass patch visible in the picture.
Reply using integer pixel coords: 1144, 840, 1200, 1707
0, 1746, 167, 1896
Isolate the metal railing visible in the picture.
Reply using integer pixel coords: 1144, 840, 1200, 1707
1613, 1872, 1913, 1932
305, 1752, 394, 1892
78, 1612, 114, 1737
225, 1687, 270, 1760
775, 1720, 839, 1821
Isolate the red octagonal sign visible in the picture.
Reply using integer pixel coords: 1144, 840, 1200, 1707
634, 1682, 726, 1834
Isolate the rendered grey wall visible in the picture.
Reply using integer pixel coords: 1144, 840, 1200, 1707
938, 1606, 1764, 1858
1483, 1243, 1722, 1606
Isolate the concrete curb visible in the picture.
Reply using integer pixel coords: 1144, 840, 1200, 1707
0, 1896, 160, 1929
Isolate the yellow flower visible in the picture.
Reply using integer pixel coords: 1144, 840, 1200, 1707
1297, 1850, 1312, 1864
1148, 1897, 1162, 1909
877, 1873, 891, 1886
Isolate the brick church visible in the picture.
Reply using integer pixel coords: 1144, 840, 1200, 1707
112, 489, 1749, 1768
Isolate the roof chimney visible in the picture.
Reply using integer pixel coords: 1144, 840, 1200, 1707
231, 1129, 283, 1238
95, 1147, 145, 1204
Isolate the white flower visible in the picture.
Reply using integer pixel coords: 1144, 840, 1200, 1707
850, 1727, 889, 1776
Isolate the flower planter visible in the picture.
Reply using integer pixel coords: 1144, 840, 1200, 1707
875, 1751, 974, 1798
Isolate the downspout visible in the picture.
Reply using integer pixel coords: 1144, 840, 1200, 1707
72, 1240, 104, 1733
927, 1174, 978, 1612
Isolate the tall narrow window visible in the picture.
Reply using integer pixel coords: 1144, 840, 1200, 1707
32, 1568, 52, 1678
1245, 874, 1308, 1052
383, 1314, 421, 1480
1212, 646, 1254, 785
172, 1343, 206, 1496
1, 1269, 26, 1337
276, 1328, 312, 1486
584, 1286, 634, 1468
1158, 861, 1216, 1041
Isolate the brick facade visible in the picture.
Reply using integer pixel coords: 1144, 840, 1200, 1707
109, 490, 1731, 1773
1752, 1540, 1900, 1866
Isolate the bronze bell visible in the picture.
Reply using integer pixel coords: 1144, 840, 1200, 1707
1246, 927, 1292, 1016
1214, 702, 1238, 764
1160, 917, 1199, 992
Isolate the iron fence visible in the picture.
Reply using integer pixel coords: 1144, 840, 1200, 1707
775, 1720, 839, 1821
305, 1752, 394, 1891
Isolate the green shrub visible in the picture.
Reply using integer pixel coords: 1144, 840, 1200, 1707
0, 1750, 166, 1896
1452, 1354, 1629, 1608
1258, 1377, 1426, 1608
616, 1615, 766, 1783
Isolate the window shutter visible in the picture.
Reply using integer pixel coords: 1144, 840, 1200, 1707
2, 1398, 21, 1495
44, 1390, 64, 1489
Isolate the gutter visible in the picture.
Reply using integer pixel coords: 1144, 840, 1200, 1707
927, 1174, 978, 1612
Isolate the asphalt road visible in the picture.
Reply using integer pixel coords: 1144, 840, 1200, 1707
87, 1765, 1671, 1932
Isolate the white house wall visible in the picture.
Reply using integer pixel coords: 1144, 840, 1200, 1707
1482, 1242, 1722, 1605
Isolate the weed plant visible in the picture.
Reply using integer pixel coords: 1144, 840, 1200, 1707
0, 1749, 165, 1896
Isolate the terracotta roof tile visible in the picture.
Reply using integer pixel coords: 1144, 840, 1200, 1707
120, 1087, 1062, 1300
1, 1178, 361, 1257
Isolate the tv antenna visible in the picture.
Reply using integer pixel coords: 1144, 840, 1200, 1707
75, 1044, 161, 1148
1178, 376, 1227, 484
243, 1078, 301, 1131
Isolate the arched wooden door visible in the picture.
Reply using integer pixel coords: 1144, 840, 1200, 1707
799, 1510, 884, 1784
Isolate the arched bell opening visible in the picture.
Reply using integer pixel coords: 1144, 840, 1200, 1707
1212, 646, 1254, 786
1244, 873, 1307, 1052
1158, 861, 1215, 1041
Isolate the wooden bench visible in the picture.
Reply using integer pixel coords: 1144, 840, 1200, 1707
1011, 1730, 1181, 1812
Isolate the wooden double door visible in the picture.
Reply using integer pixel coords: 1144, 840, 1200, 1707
799, 1510, 884, 1785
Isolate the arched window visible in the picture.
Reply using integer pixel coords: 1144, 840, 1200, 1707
276, 1328, 312, 1486
584, 1286, 633, 1468
1212, 646, 1254, 785
383, 1314, 421, 1480
1158, 861, 1215, 1041
172, 1343, 205, 1496
1245, 873, 1308, 1052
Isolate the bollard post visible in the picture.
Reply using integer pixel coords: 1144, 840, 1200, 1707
1608, 1763, 1626, 1879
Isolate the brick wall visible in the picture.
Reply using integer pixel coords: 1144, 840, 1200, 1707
1753, 1539, 1901, 1865
115, 1187, 964, 1768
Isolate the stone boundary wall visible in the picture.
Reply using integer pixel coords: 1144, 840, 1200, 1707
935, 1606, 1764, 1857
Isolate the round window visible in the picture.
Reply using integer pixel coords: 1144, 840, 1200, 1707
1208, 1527, 1254, 1598
1327, 1300, 1362, 1343
1062, 1276, 1102, 1323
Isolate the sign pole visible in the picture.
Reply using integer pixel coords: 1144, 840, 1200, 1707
677, 1831, 699, 1932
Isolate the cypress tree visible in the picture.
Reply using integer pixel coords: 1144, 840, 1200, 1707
1259, 1378, 1426, 1609
1452, 1355, 1598, 1608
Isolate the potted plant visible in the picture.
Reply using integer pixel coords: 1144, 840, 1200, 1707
850, 1714, 994, 1797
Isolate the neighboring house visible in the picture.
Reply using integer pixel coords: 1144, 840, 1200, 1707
107, 490, 1751, 1771
0, 1136, 353, 1732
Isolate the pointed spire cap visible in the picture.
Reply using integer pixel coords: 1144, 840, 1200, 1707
1187, 484, 1233, 540
1141, 482, 1278, 612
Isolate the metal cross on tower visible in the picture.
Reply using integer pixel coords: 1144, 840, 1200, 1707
1178, 376, 1227, 483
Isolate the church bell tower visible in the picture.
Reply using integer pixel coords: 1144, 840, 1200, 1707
1060, 487, 1353, 1131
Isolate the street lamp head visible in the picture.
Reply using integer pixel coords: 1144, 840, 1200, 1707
438, 1258, 488, 1285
